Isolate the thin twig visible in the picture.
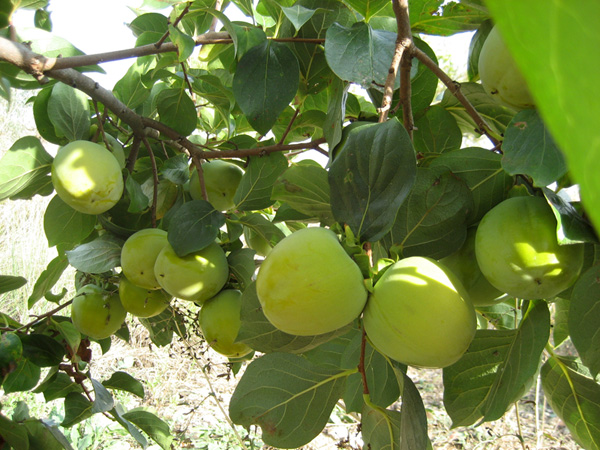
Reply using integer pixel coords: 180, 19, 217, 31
155, 1, 193, 49
277, 108, 300, 145
16, 299, 74, 332
190, 153, 209, 202
141, 136, 160, 227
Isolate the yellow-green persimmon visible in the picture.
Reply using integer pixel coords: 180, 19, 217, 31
363, 256, 476, 368
440, 227, 505, 307
475, 196, 584, 300
189, 159, 244, 211
71, 285, 127, 340
118, 276, 171, 318
51, 140, 124, 214
256, 227, 368, 336
478, 25, 534, 110
121, 228, 168, 290
153, 242, 229, 303
199, 289, 252, 358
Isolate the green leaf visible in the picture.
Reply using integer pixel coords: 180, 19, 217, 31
227, 248, 256, 291
166, 200, 225, 257
33, 87, 68, 145
65, 234, 123, 274
47, 83, 91, 141
429, 147, 513, 224
128, 12, 168, 36
122, 409, 173, 450
3, 359, 41, 393
541, 355, 600, 450
342, 0, 388, 21
410, 0, 489, 36
413, 104, 462, 155
61, 393, 93, 427
0, 414, 29, 450
322, 77, 346, 148
108, 408, 148, 449
467, 19, 494, 81
22, 419, 73, 450
156, 88, 197, 136
271, 163, 333, 224
233, 152, 288, 211
20, 334, 66, 367
237, 282, 351, 354
27, 254, 69, 309
35, 372, 82, 401
102, 371, 145, 398
125, 175, 150, 214
233, 41, 300, 135
502, 109, 567, 187
483, 0, 600, 236
168, 24, 195, 61
440, 82, 514, 136
160, 154, 189, 185
569, 265, 600, 378
138, 308, 186, 347
443, 300, 550, 427
552, 297, 570, 348
236, 213, 287, 251
329, 119, 417, 242
43, 195, 96, 249
113, 59, 152, 110
0, 136, 52, 201
383, 166, 473, 259
281, 4, 316, 31
543, 188, 599, 245
0, 275, 27, 294
90, 378, 114, 414
229, 352, 348, 448
325, 22, 399, 91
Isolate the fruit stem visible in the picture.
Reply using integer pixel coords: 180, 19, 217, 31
359, 325, 370, 396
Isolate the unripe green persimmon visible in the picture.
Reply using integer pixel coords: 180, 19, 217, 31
256, 227, 368, 336
478, 25, 534, 110
153, 242, 229, 303
121, 228, 168, 290
189, 159, 244, 211
118, 276, 171, 318
440, 227, 505, 307
51, 140, 124, 214
199, 289, 252, 358
71, 285, 127, 340
475, 196, 584, 300
364, 256, 476, 368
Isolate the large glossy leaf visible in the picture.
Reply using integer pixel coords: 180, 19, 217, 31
233, 152, 288, 211
569, 265, 600, 378
229, 352, 348, 448
429, 147, 513, 224
382, 166, 473, 259
43, 195, 96, 249
122, 409, 173, 450
166, 200, 225, 257
542, 356, 600, 450
343, 0, 388, 21
328, 119, 417, 242
0, 275, 27, 294
484, 1, 600, 235
65, 234, 123, 274
325, 22, 400, 92
0, 136, 52, 201
543, 188, 599, 245
443, 300, 550, 427
156, 88, 197, 136
409, 0, 489, 35
413, 104, 462, 155
501, 109, 567, 187
27, 254, 69, 309
232, 41, 299, 135
47, 83, 90, 141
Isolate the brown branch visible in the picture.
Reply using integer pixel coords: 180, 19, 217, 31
16, 299, 74, 332
277, 108, 300, 145
141, 137, 159, 227
399, 51, 414, 139
190, 154, 209, 202
155, 1, 193, 48
412, 46, 502, 147
379, 0, 412, 126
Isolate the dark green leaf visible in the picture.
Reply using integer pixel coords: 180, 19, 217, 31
543, 188, 599, 245
27, 254, 69, 309
552, 297, 570, 348
329, 119, 417, 242
113, 59, 152, 109
271, 163, 333, 224
22, 419, 73, 450
467, 19, 493, 81
233, 41, 299, 135
125, 175, 150, 214
61, 393, 93, 427
413, 104, 462, 155
229, 352, 348, 448
410, 0, 489, 35
3, 359, 41, 393
166, 200, 225, 257
322, 77, 346, 148
43, 195, 96, 248
20, 334, 66, 367
444, 300, 550, 427
325, 22, 399, 91
35, 372, 83, 401
102, 371, 145, 398
281, 4, 316, 31
65, 234, 123, 274
138, 308, 186, 347
342, 0, 388, 21
233, 152, 288, 211
227, 248, 257, 291
90, 378, 114, 414
0, 136, 52, 201
108, 408, 148, 449
429, 147, 513, 224
502, 109, 567, 187
569, 265, 600, 378
128, 12, 168, 36
160, 154, 189, 185
33, 87, 68, 145
0, 414, 29, 450
383, 166, 473, 259
168, 24, 195, 61
156, 88, 197, 136
122, 409, 173, 450
541, 355, 600, 450
34, 8, 51, 31
47, 83, 90, 141
0, 275, 27, 294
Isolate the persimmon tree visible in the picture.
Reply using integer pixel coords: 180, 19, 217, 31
0, 0, 599, 449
